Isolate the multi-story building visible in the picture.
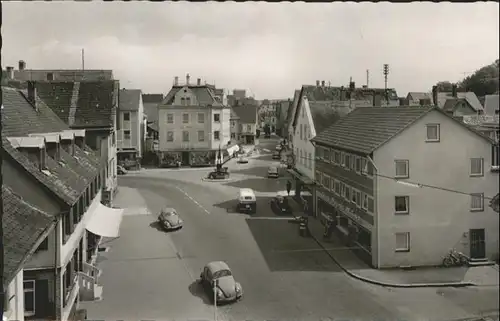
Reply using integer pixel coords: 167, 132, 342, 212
286, 90, 302, 148
231, 105, 259, 144
2, 85, 123, 319
35, 80, 119, 204
117, 89, 145, 169
312, 106, 499, 268
3, 186, 57, 321
275, 99, 291, 138
157, 75, 232, 167
3, 60, 113, 82
258, 101, 277, 132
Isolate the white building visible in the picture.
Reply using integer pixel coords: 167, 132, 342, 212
117, 89, 145, 169
312, 106, 499, 268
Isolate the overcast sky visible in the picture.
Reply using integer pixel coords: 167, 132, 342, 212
2, 2, 499, 99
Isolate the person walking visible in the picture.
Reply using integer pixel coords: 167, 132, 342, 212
286, 180, 292, 196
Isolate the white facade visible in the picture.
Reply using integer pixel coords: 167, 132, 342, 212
108, 124, 118, 192
292, 97, 317, 181
117, 95, 144, 156
4, 270, 24, 321
210, 108, 231, 149
373, 110, 499, 267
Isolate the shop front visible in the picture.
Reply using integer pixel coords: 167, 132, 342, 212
316, 190, 374, 267
286, 167, 315, 216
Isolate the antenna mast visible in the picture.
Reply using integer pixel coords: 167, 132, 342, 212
383, 64, 390, 104
366, 69, 369, 88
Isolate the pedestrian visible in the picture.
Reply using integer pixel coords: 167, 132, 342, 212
303, 199, 309, 215
286, 180, 292, 196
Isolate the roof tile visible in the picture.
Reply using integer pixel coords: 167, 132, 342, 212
232, 105, 257, 123
119, 89, 142, 111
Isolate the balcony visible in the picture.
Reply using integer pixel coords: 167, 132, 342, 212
78, 262, 103, 302
62, 275, 80, 321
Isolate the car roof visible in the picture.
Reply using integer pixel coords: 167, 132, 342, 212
161, 207, 176, 213
206, 261, 230, 272
268, 166, 278, 170
239, 188, 254, 195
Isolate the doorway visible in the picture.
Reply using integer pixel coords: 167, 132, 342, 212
182, 152, 190, 165
469, 228, 486, 259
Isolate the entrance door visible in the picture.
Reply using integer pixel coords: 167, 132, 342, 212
469, 228, 486, 259
34, 279, 51, 318
181, 152, 190, 165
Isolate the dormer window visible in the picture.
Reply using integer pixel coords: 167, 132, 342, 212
40, 147, 47, 170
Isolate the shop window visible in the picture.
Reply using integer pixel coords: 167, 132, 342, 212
339, 216, 349, 228
357, 229, 372, 252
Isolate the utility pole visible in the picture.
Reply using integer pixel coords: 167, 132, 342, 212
366, 69, 369, 88
383, 64, 390, 104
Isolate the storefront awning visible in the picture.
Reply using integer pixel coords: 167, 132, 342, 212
86, 203, 124, 238
227, 144, 240, 156
287, 168, 315, 185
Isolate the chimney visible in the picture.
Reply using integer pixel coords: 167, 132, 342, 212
340, 86, 346, 100
174, 76, 179, 86
373, 93, 381, 107
27, 81, 37, 110
349, 81, 355, 90
316, 80, 320, 86
186, 73, 190, 85
6, 66, 14, 79
197, 78, 201, 86
18, 60, 26, 70
321, 80, 325, 87
452, 84, 457, 98
432, 86, 438, 106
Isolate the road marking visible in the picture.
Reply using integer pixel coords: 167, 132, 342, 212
263, 148, 271, 152
246, 216, 293, 220
175, 186, 211, 215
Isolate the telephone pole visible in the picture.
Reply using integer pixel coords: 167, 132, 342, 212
383, 64, 390, 104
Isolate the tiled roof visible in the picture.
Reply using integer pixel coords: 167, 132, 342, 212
119, 89, 142, 111
142, 94, 164, 103
35, 82, 75, 123
74, 81, 118, 127
308, 101, 343, 135
484, 95, 499, 116
232, 105, 257, 123
2, 185, 55, 285
442, 98, 470, 113
313, 106, 494, 154
147, 121, 159, 132
143, 102, 159, 123
2, 137, 78, 205
407, 92, 432, 102
286, 89, 302, 132
161, 85, 221, 106
230, 108, 240, 119
312, 106, 435, 154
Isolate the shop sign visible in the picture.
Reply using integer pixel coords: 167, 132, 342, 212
317, 191, 372, 230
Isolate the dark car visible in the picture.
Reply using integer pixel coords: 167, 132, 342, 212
270, 194, 292, 215
117, 165, 128, 175
199, 261, 243, 304
158, 208, 183, 231
272, 151, 281, 160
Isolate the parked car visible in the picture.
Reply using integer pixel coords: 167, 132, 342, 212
238, 156, 249, 164
117, 165, 128, 175
267, 166, 279, 178
158, 207, 183, 231
237, 188, 256, 213
275, 145, 282, 151
270, 193, 292, 215
199, 261, 243, 304
272, 151, 281, 159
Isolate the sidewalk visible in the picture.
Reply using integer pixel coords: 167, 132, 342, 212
287, 197, 496, 288
113, 186, 151, 216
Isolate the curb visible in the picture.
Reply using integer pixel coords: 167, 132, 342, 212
201, 177, 235, 183
309, 232, 476, 288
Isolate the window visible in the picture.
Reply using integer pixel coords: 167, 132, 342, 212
323, 148, 331, 163
334, 180, 341, 195
230, 133, 235, 139
167, 113, 174, 124
198, 131, 205, 142
362, 193, 368, 210
315, 170, 322, 183
181, 97, 186, 105
365, 160, 374, 177
395, 232, 410, 252
213, 131, 220, 140
123, 112, 130, 121
340, 182, 346, 197
345, 186, 351, 201
470, 158, 484, 176
186, 97, 191, 105
355, 157, 362, 173
395, 196, 409, 214
316, 147, 323, 160
367, 196, 374, 213
299, 150, 303, 164
308, 152, 312, 169
24, 280, 35, 316
35, 237, 49, 252
124, 130, 131, 140
231, 121, 235, 127
46, 73, 54, 81
351, 188, 358, 204
426, 124, 440, 142
300, 124, 303, 140
361, 158, 367, 174
322, 174, 331, 190
332, 150, 339, 164
247, 125, 251, 132
492, 145, 499, 169
167, 131, 174, 142
470, 193, 484, 211
395, 160, 409, 178
343, 153, 350, 168
198, 113, 205, 123
182, 131, 189, 142
350, 155, 356, 170
182, 113, 189, 124
214, 114, 220, 122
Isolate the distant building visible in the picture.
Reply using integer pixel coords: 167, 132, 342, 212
435, 84, 484, 113
276, 99, 291, 137
142, 94, 163, 156
157, 74, 233, 167
232, 105, 259, 144
117, 89, 145, 169
313, 106, 499, 268
406, 92, 433, 106
484, 94, 499, 116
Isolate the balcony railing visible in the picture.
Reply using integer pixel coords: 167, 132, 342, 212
64, 274, 80, 307
82, 262, 100, 283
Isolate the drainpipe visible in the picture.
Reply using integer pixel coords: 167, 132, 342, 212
54, 216, 59, 320
366, 155, 380, 268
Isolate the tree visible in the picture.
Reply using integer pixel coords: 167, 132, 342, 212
436, 81, 454, 92
459, 60, 499, 97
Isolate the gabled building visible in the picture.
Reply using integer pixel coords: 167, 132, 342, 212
312, 106, 499, 268
34, 80, 119, 203
406, 92, 433, 106
1, 85, 124, 320
2, 186, 57, 321
117, 89, 144, 169
157, 75, 231, 167
231, 105, 258, 144
435, 84, 484, 114
286, 90, 302, 147
484, 94, 499, 116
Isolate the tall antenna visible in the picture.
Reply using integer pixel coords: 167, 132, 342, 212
383, 64, 390, 103
81, 49, 85, 81
366, 69, 369, 88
